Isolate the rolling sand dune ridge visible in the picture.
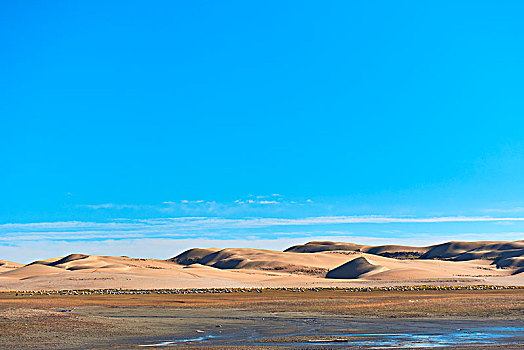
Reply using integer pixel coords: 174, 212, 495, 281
1, 240, 523, 291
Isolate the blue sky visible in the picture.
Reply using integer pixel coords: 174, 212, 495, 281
1, 1, 524, 262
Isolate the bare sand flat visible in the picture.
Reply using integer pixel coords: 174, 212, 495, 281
1, 240, 523, 291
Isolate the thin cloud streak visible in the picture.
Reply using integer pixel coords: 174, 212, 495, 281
483, 207, 524, 214
2, 215, 524, 245
3, 215, 524, 232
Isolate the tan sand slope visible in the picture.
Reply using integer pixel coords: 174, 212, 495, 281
0, 260, 23, 268
0, 260, 23, 274
0, 264, 64, 279
172, 248, 221, 265
367, 267, 444, 280
325, 257, 385, 279
514, 267, 524, 275
495, 256, 524, 268
364, 245, 431, 259
0, 252, 345, 290
286, 240, 524, 264
420, 241, 524, 260
285, 241, 433, 258
284, 241, 367, 253
170, 247, 352, 275
324, 252, 507, 280
1, 241, 523, 291
170, 244, 520, 282
27, 254, 173, 272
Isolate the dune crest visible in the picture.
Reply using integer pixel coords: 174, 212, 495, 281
47, 254, 90, 266
0, 264, 63, 279
287, 240, 524, 263
171, 247, 350, 275
284, 241, 367, 253
171, 248, 221, 265
420, 241, 524, 260
285, 241, 432, 258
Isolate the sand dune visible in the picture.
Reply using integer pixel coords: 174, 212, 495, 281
514, 267, 524, 275
171, 247, 352, 275
323, 252, 511, 281
284, 241, 367, 253
287, 240, 524, 263
47, 253, 90, 266
0, 264, 64, 279
0, 260, 23, 268
326, 257, 384, 279
28, 254, 134, 272
0, 240, 523, 291
364, 245, 431, 259
420, 241, 524, 260
0, 260, 24, 274
495, 256, 524, 268
172, 248, 221, 265
286, 241, 433, 258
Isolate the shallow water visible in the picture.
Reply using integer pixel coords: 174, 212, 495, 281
139, 335, 217, 347
324, 328, 522, 348
139, 326, 523, 348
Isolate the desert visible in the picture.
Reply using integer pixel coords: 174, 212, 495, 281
1, 240, 523, 349
1, 240, 523, 291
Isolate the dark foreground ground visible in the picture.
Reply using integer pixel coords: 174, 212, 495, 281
0, 288, 523, 349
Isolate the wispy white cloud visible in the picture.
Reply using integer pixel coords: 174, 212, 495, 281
483, 207, 524, 214
234, 198, 281, 205
4, 215, 524, 232
79, 195, 315, 215
2, 215, 524, 244
179, 200, 206, 204
263, 215, 524, 225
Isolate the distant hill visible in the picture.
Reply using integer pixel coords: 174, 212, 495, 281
0, 260, 23, 269
285, 241, 432, 259
284, 240, 524, 267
